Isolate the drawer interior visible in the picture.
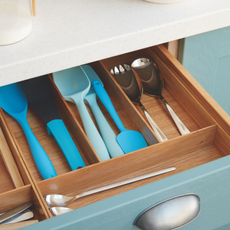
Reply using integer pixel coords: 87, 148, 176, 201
0, 113, 50, 225
0, 44, 229, 222
0, 185, 48, 222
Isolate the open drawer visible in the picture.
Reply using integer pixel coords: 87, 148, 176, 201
1, 45, 230, 229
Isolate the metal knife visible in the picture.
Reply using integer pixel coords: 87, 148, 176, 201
0, 202, 33, 224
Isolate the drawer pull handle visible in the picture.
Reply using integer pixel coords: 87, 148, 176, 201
133, 193, 200, 230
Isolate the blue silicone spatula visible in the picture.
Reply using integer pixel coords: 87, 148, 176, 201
0, 83, 57, 179
53, 67, 110, 161
82, 65, 124, 158
92, 80, 148, 153
20, 76, 86, 170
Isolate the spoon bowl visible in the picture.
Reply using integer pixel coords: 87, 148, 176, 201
50, 207, 72, 216
131, 58, 190, 136
131, 58, 161, 94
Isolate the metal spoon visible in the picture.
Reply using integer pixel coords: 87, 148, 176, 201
111, 65, 167, 142
131, 58, 190, 136
44, 167, 176, 208
50, 207, 72, 216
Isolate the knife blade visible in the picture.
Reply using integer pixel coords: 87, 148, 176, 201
0, 202, 33, 224
1, 209, 34, 225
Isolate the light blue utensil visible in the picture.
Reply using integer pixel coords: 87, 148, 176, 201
53, 67, 110, 161
0, 83, 57, 179
92, 80, 148, 153
47, 120, 86, 169
82, 65, 124, 158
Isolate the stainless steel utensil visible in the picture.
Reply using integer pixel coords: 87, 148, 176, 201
131, 58, 190, 135
44, 167, 176, 208
0, 209, 33, 224
111, 65, 167, 142
0, 202, 33, 224
50, 207, 72, 217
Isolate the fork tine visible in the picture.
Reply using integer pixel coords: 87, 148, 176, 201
114, 66, 119, 75
110, 69, 114, 75
124, 64, 131, 71
119, 65, 125, 73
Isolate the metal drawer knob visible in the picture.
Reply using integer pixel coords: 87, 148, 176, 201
133, 194, 200, 230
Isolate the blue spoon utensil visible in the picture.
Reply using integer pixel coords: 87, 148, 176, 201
53, 67, 110, 161
82, 65, 124, 158
92, 80, 148, 153
0, 83, 56, 179
20, 76, 86, 170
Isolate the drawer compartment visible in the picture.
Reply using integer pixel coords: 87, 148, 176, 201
1, 44, 230, 228
0, 112, 50, 225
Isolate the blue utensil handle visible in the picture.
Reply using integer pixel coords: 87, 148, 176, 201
18, 118, 57, 179
73, 97, 110, 161
85, 94, 124, 158
47, 119, 86, 169
92, 80, 126, 132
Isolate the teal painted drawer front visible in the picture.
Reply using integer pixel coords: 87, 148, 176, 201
180, 26, 230, 115
215, 223, 230, 230
23, 155, 230, 230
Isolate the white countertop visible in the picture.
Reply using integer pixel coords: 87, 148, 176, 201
1, 0, 230, 86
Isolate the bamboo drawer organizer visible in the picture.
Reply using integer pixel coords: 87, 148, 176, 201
1, 44, 230, 223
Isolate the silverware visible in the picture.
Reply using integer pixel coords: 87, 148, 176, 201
0, 209, 34, 225
0, 220, 38, 230
110, 65, 167, 142
50, 207, 72, 217
131, 58, 190, 135
0, 202, 33, 224
44, 167, 176, 208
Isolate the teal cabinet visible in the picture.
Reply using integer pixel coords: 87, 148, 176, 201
215, 223, 230, 230
180, 26, 230, 115
23, 156, 230, 230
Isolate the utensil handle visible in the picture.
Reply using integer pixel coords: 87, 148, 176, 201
139, 103, 168, 142
79, 167, 176, 198
161, 97, 190, 135
47, 119, 86, 170
74, 98, 110, 161
18, 118, 57, 179
92, 80, 126, 132
0, 127, 24, 188
85, 94, 124, 158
